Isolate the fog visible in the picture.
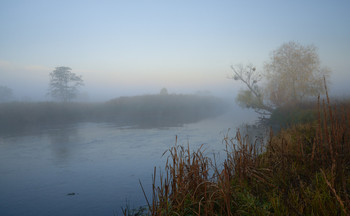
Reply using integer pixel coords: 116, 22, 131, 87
1, 1, 350, 102
0, 62, 237, 102
0, 61, 348, 102
1, 1, 350, 215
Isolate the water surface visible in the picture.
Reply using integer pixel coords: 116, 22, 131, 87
0, 110, 259, 215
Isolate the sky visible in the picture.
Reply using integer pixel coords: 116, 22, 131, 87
0, 0, 349, 101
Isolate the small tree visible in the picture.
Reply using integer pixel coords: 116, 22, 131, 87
231, 64, 273, 115
48, 67, 84, 102
160, 88, 168, 95
0, 85, 13, 102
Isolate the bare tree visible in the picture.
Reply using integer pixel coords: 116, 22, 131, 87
230, 64, 273, 115
48, 67, 84, 102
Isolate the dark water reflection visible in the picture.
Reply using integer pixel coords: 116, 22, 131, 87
49, 126, 80, 162
0, 110, 261, 216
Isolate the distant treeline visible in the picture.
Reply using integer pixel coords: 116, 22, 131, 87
0, 94, 230, 135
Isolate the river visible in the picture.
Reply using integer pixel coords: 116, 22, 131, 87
0, 109, 261, 216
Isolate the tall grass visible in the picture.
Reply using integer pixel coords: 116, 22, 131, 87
138, 87, 350, 215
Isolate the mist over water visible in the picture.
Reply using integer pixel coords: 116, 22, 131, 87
0, 61, 347, 215
0, 103, 259, 216
0, 1, 349, 215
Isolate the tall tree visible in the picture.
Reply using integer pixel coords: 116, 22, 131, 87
264, 41, 330, 107
48, 67, 84, 102
231, 41, 331, 115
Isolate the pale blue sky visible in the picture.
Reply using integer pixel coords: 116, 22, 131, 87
0, 0, 349, 100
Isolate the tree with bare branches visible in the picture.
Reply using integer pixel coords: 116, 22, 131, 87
230, 64, 273, 115
231, 41, 331, 116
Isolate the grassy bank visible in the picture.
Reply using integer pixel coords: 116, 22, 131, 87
133, 95, 350, 215
0, 94, 229, 135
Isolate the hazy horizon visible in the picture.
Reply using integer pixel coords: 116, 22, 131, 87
1, 1, 349, 101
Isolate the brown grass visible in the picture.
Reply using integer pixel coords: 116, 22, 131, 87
137, 83, 350, 216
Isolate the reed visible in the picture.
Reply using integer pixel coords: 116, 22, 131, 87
135, 83, 350, 216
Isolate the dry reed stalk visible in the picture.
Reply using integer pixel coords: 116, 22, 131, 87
217, 163, 232, 216
324, 79, 339, 186
143, 84, 349, 215
333, 104, 341, 156
299, 136, 304, 160
317, 95, 325, 165
311, 138, 316, 162
320, 169, 348, 215
315, 82, 350, 215
322, 99, 337, 187
347, 107, 350, 149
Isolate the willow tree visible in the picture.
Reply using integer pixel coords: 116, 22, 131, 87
48, 67, 84, 102
231, 41, 331, 115
264, 41, 330, 107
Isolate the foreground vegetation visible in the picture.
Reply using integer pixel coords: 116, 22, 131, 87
130, 94, 350, 215
0, 94, 228, 135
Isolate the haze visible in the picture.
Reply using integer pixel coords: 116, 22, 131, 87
1, 0, 350, 101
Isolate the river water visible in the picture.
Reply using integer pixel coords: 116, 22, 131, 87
0, 109, 260, 216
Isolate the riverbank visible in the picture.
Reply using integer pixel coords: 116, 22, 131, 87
132, 96, 350, 215
0, 94, 229, 135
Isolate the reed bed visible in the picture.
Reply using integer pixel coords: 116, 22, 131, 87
135, 89, 350, 215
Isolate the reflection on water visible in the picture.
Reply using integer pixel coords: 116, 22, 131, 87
49, 126, 79, 162
0, 110, 260, 216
